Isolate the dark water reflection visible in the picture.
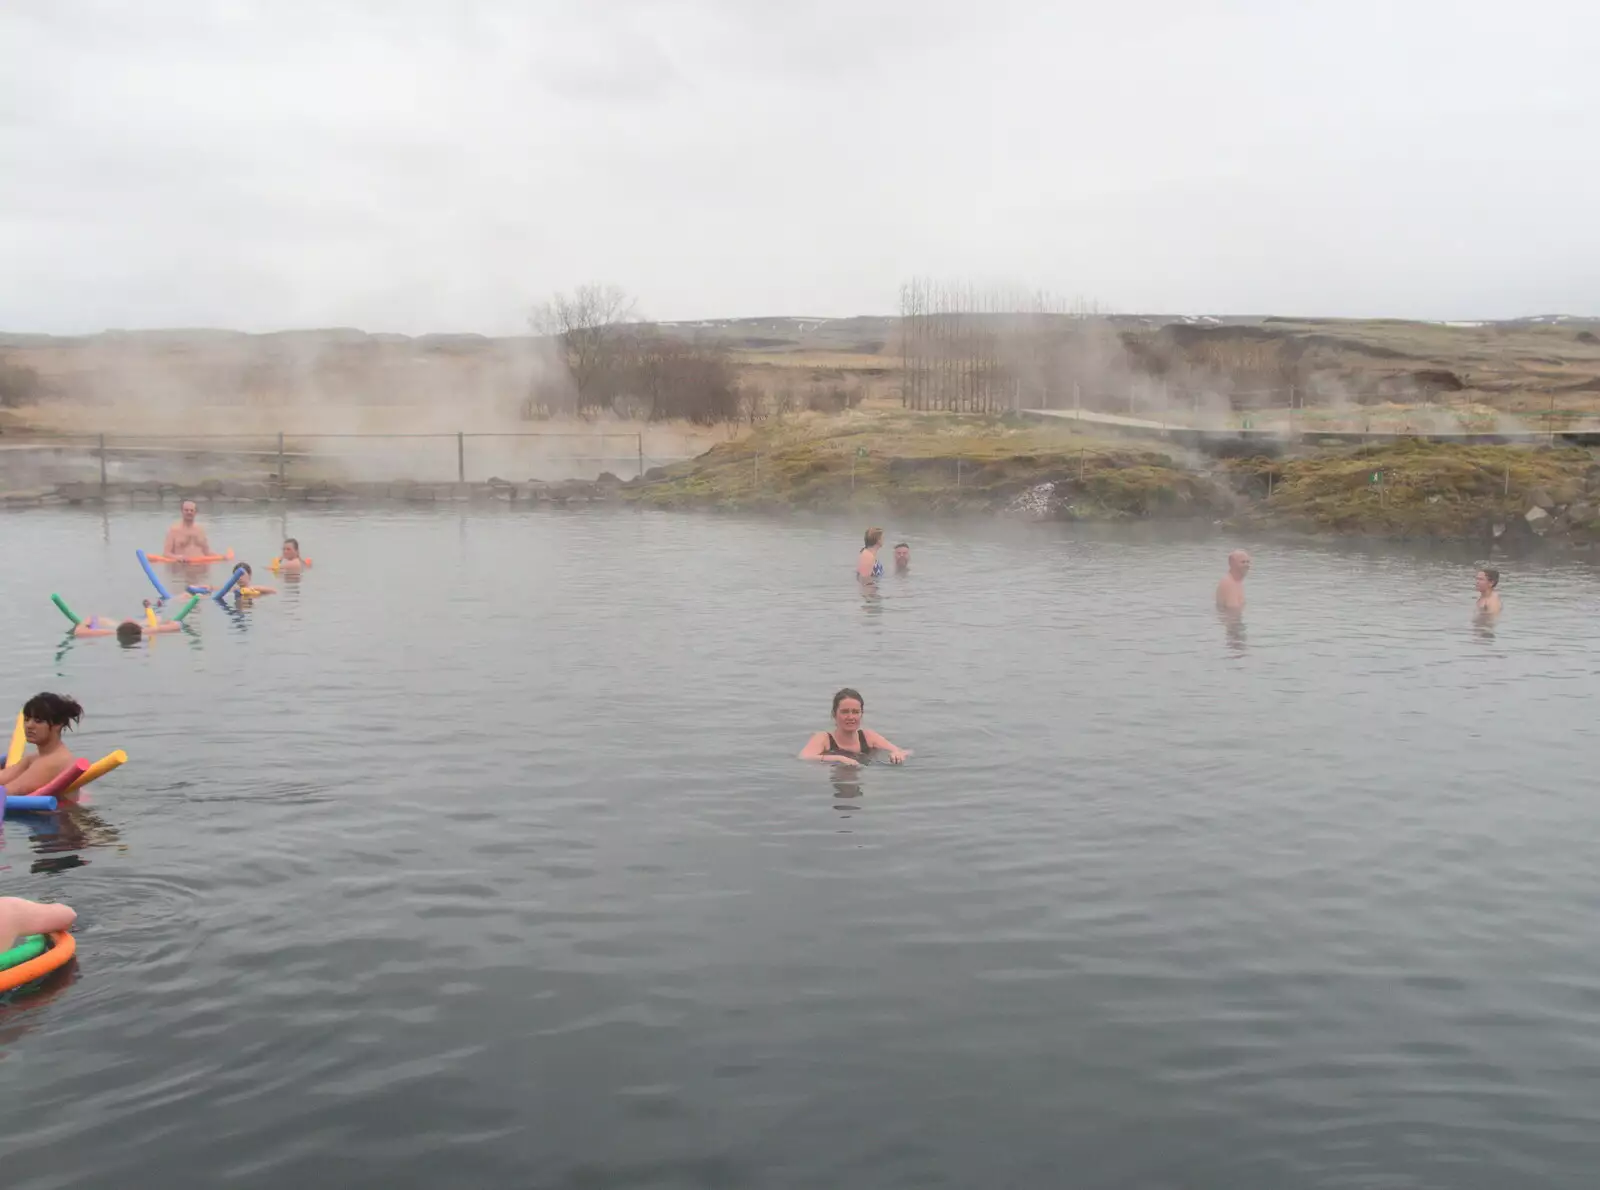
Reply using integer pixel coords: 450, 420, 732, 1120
3, 508, 1600, 1188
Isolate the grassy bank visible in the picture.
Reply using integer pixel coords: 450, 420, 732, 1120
1233, 439, 1600, 543
627, 412, 1600, 546
627, 412, 1233, 519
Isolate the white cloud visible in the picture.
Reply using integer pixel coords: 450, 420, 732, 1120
1, 0, 1596, 333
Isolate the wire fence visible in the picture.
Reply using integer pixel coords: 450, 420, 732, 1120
0, 430, 699, 489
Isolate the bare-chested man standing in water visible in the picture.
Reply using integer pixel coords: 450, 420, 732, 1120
1215, 549, 1251, 612
163, 500, 212, 561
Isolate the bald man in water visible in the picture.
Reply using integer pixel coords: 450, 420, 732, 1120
1215, 549, 1251, 612
163, 500, 212, 561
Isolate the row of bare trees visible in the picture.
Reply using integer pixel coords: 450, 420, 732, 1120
527, 285, 740, 424
898, 279, 1107, 412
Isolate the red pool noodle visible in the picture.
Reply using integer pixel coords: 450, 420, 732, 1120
32, 759, 90, 801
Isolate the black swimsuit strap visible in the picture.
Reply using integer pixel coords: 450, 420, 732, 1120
827, 732, 867, 756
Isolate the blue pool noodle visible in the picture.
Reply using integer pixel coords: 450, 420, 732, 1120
136, 550, 172, 601
2, 794, 58, 813
213, 564, 248, 603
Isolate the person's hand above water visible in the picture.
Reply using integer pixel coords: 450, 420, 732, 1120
859, 729, 909, 764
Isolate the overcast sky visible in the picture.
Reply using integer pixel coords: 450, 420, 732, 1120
2, 0, 1596, 334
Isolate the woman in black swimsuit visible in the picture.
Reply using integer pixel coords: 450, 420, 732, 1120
799, 688, 909, 767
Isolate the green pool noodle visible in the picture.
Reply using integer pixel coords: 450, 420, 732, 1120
173, 594, 200, 622
0, 934, 48, 972
50, 594, 81, 626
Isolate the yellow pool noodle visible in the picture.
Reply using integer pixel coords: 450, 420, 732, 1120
145, 606, 159, 630
66, 749, 126, 793
6, 712, 24, 767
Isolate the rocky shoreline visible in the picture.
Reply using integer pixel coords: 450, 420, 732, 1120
7, 437, 1600, 554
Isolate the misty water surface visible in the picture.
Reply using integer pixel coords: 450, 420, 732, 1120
2, 507, 1599, 1189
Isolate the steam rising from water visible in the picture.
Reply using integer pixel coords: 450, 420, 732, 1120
7, 329, 717, 484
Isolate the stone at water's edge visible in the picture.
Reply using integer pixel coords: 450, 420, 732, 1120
1003, 483, 1056, 519
1526, 506, 1551, 533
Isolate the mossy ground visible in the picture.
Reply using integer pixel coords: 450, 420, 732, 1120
626, 411, 1232, 518
1223, 440, 1600, 539
628, 412, 1600, 544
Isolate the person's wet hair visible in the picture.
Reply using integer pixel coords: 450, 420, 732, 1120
238, 563, 253, 578
894, 542, 909, 550
116, 620, 143, 645
22, 692, 83, 730
283, 538, 298, 551
832, 688, 864, 715
864, 528, 883, 549
1481, 568, 1500, 588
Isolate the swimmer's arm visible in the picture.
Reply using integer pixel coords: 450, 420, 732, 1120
0, 755, 34, 785
799, 733, 855, 764
2, 754, 68, 795
863, 730, 909, 764
0, 899, 77, 937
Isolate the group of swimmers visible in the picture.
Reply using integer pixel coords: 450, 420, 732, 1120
5, 498, 322, 950
802, 529, 915, 766
817, 533, 1509, 768
856, 528, 910, 580
77, 502, 312, 643
1213, 546, 1504, 617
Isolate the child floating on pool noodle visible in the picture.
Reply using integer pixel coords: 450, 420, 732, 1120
0, 896, 76, 952
0, 693, 83, 795
193, 560, 290, 595
233, 563, 276, 598
74, 615, 181, 640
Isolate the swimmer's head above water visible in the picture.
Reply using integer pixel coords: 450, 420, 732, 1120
832, 687, 865, 729
1476, 567, 1500, 594
863, 527, 883, 550
1228, 549, 1252, 579
893, 542, 910, 570
281, 538, 300, 562
22, 692, 83, 743
116, 620, 143, 644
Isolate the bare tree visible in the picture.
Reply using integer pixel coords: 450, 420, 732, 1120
530, 284, 639, 414
626, 334, 742, 424
0, 354, 47, 408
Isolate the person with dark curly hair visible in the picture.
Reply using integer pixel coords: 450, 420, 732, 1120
0, 692, 83, 795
